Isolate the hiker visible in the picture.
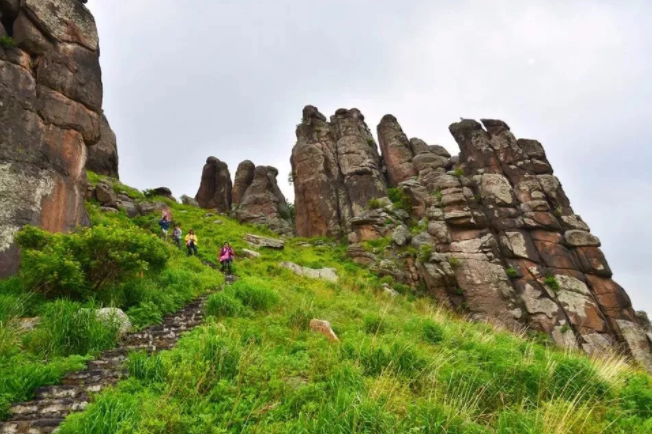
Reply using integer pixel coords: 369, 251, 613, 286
162, 207, 173, 222
219, 242, 235, 274
159, 216, 171, 240
172, 224, 182, 249
185, 229, 198, 256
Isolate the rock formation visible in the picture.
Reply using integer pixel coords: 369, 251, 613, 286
234, 164, 293, 236
291, 106, 387, 238
86, 114, 119, 178
291, 105, 652, 369
0, 0, 115, 277
195, 157, 232, 213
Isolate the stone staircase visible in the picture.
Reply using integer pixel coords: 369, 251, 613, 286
0, 286, 227, 434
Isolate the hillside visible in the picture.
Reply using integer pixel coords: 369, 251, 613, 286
1, 174, 651, 434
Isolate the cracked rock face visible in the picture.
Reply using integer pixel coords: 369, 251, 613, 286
0, 0, 114, 277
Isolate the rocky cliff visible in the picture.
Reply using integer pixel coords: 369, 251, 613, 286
291, 106, 652, 369
0, 0, 116, 277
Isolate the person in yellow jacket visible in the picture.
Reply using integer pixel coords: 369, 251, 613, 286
185, 229, 198, 256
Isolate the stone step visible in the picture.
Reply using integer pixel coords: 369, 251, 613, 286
0, 287, 222, 433
35, 384, 103, 401
0, 417, 64, 434
10, 397, 89, 420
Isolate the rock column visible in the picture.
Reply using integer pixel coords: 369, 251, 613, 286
195, 157, 232, 213
0, 0, 114, 277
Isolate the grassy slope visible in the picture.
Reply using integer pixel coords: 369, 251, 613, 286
2, 173, 652, 432
61, 186, 652, 433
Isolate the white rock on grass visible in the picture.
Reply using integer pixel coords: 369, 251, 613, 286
279, 262, 338, 283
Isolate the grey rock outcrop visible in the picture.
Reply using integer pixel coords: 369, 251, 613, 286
0, 0, 115, 277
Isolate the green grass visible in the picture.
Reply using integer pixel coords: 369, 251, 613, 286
3, 173, 652, 433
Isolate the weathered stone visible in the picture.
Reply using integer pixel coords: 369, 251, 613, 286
118, 199, 138, 218
137, 201, 167, 216
236, 165, 292, 236
309, 319, 339, 342
291, 106, 343, 238
377, 115, 416, 185
95, 308, 131, 337
180, 195, 198, 207
449, 119, 501, 174
86, 114, 118, 177
428, 145, 451, 158
392, 225, 410, 246
37, 43, 103, 111
561, 214, 590, 232
195, 157, 232, 212
152, 187, 174, 200
616, 320, 652, 371
244, 233, 284, 249
279, 262, 338, 283
24, 0, 99, 51
428, 221, 451, 244
477, 174, 515, 206
500, 230, 540, 261
574, 246, 612, 277
347, 244, 377, 266
94, 182, 116, 206
240, 249, 261, 259
331, 108, 387, 219
551, 324, 579, 349
13, 12, 53, 55
565, 230, 600, 247
582, 333, 615, 355
232, 160, 255, 207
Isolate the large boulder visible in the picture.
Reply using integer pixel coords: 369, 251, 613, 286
0, 0, 112, 278
195, 157, 232, 212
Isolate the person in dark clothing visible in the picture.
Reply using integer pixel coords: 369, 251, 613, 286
159, 216, 171, 240
172, 225, 182, 249
219, 242, 235, 274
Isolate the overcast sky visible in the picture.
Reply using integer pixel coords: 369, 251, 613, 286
88, 0, 652, 314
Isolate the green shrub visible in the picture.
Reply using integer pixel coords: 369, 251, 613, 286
16, 225, 169, 299
25, 300, 121, 357
367, 198, 384, 210
448, 256, 461, 268
205, 292, 243, 318
230, 278, 278, 311
422, 319, 445, 344
286, 308, 313, 331
363, 314, 386, 335
128, 352, 164, 382
544, 275, 560, 291
505, 267, 518, 279
418, 244, 433, 262
126, 302, 163, 329
452, 167, 465, 177
387, 188, 412, 212
432, 189, 443, 203
0, 36, 16, 49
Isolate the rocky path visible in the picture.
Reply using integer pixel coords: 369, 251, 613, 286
0, 275, 236, 434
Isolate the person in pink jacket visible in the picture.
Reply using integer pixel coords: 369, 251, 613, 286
219, 242, 235, 275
